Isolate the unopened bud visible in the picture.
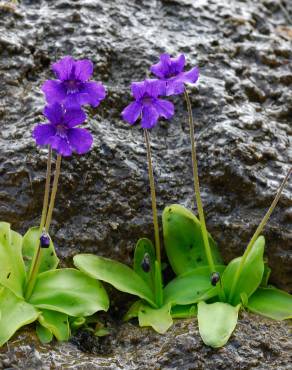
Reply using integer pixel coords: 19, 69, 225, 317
210, 272, 220, 286
141, 253, 151, 272
40, 233, 50, 248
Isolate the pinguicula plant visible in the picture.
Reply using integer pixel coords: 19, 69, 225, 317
0, 56, 109, 346
151, 54, 292, 347
74, 78, 206, 333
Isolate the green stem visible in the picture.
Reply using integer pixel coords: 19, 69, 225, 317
40, 146, 52, 231
44, 155, 62, 232
228, 167, 292, 302
144, 129, 161, 266
184, 88, 215, 273
25, 154, 62, 300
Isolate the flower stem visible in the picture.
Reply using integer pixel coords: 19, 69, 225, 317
40, 146, 52, 230
44, 154, 62, 232
228, 167, 291, 302
144, 129, 161, 266
25, 153, 62, 300
184, 88, 215, 273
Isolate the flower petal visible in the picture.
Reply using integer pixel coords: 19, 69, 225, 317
63, 108, 87, 128
141, 105, 159, 129
73, 59, 94, 82
131, 81, 147, 100
165, 79, 185, 96
169, 54, 185, 75
179, 66, 199, 84
150, 54, 171, 79
42, 80, 67, 104
33, 124, 56, 146
145, 79, 165, 98
67, 128, 93, 154
43, 103, 63, 125
49, 136, 72, 157
79, 81, 106, 107
121, 101, 143, 125
152, 99, 174, 119
52, 56, 75, 81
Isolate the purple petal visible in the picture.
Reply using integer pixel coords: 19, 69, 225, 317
145, 79, 165, 98
73, 59, 94, 82
179, 66, 199, 84
141, 105, 159, 129
63, 108, 86, 128
48, 136, 72, 157
152, 99, 174, 119
131, 81, 147, 100
43, 103, 63, 125
165, 79, 185, 96
33, 124, 56, 146
52, 56, 75, 81
67, 128, 93, 154
42, 80, 67, 104
121, 101, 143, 125
78, 81, 106, 107
150, 54, 171, 79
169, 54, 185, 75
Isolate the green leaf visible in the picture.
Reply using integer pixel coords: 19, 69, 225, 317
198, 301, 240, 348
36, 324, 53, 344
138, 302, 173, 334
38, 309, 70, 341
133, 238, 156, 291
0, 287, 39, 346
171, 304, 197, 319
70, 317, 86, 330
28, 268, 109, 317
164, 265, 225, 305
22, 227, 59, 274
0, 222, 26, 298
223, 236, 265, 306
162, 205, 223, 275
74, 254, 157, 307
247, 287, 292, 320
260, 263, 271, 287
154, 260, 163, 307
124, 300, 143, 321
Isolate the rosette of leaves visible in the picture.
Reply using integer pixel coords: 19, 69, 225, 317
0, 222, 109, 346
74, 226, 224, 334
163, 204, 292, 348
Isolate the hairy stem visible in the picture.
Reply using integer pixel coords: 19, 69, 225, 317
184, 88, 215, 273
144, 129, 161, 266
228, 167, 291, 302
40, 146, 52, 230
45, 155, 62, 232
25, 153, 62, 299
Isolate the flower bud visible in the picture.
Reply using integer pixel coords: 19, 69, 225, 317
40, 233, 50, 248
210, 272, 220, 286
141, 253, 151, 272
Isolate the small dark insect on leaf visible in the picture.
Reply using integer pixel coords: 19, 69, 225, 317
211, 272, 220, 286
141, 253, 151, 273
6, 272, 11, 279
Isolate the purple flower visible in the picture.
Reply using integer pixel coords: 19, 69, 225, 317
42, 56, 106, 108
150, 54, 199, 96
33, 103, 93, 157
121, 79, 174, 129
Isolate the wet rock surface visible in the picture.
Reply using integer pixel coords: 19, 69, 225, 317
0, 0, 291, 368
0, 312, 291, 369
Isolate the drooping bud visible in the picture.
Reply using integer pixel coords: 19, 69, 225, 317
210, 272, 220, 286
141, 253, 151, 272
40, 232, 50, 248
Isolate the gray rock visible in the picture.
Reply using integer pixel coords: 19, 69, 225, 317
0, 312, 291, 369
